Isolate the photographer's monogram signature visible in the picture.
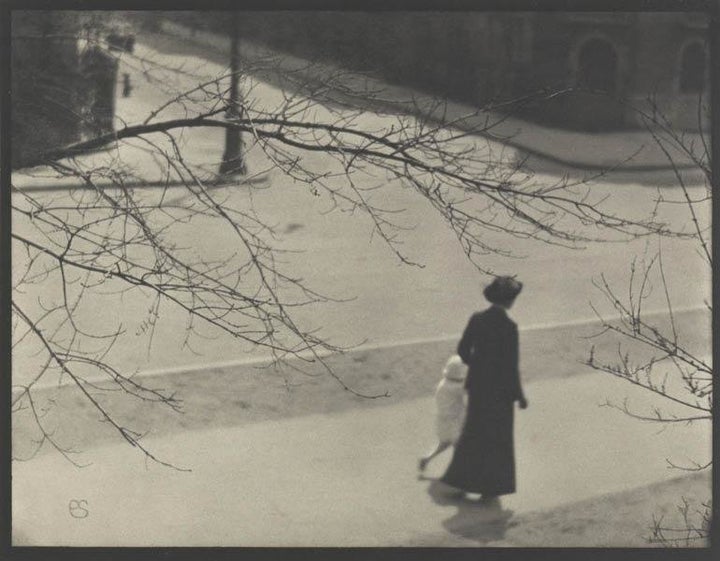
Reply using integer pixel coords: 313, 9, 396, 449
69, 499, 89, 519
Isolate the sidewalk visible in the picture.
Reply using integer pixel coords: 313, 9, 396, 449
12, 369, 711, 546
157, 20, 706, 174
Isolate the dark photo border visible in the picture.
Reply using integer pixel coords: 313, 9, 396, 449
1, 0, 717, 560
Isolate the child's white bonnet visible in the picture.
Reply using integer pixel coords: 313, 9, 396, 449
443, 354, 467, 381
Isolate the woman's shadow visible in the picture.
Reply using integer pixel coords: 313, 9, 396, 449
425, 478, 516, 544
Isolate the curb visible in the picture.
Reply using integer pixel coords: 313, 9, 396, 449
12, 168, 274, 193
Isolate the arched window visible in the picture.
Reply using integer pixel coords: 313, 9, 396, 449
680, 42, 706, 94
577, 38, 618, 93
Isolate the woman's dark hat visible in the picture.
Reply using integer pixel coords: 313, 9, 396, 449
484, 276, 523, 304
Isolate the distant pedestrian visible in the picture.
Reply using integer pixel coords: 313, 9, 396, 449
441, 276, 528, 500
418, 354, 468, 472
122, 73, 133, 97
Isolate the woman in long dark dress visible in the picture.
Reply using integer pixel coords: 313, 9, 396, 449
441, 276, 528, 499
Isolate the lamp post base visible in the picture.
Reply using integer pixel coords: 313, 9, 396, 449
219, 157, 247, 176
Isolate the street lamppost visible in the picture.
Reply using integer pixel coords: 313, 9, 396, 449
219, 11, 246, 176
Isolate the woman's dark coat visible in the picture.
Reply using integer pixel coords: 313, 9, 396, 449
441, 305, 524, 496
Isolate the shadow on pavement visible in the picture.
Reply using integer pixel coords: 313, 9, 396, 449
426, 479, 515, 544
140, 32, 707, 188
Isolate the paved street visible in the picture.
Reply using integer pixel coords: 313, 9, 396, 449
11, 30, 711, 384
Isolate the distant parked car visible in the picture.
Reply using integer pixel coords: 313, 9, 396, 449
106, 20, 135, 53
107, 31, 135, 53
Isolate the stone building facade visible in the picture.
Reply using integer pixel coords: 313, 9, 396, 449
505, 12, 709, 131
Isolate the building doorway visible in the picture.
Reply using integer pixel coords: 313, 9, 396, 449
572, 37, 624, 130
577, 38, 618, 93
680, 41, 706, 94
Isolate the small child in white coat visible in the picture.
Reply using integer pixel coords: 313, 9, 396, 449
418, 354, 468, 472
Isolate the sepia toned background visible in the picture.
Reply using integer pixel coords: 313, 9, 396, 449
10, 10, 711, 547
